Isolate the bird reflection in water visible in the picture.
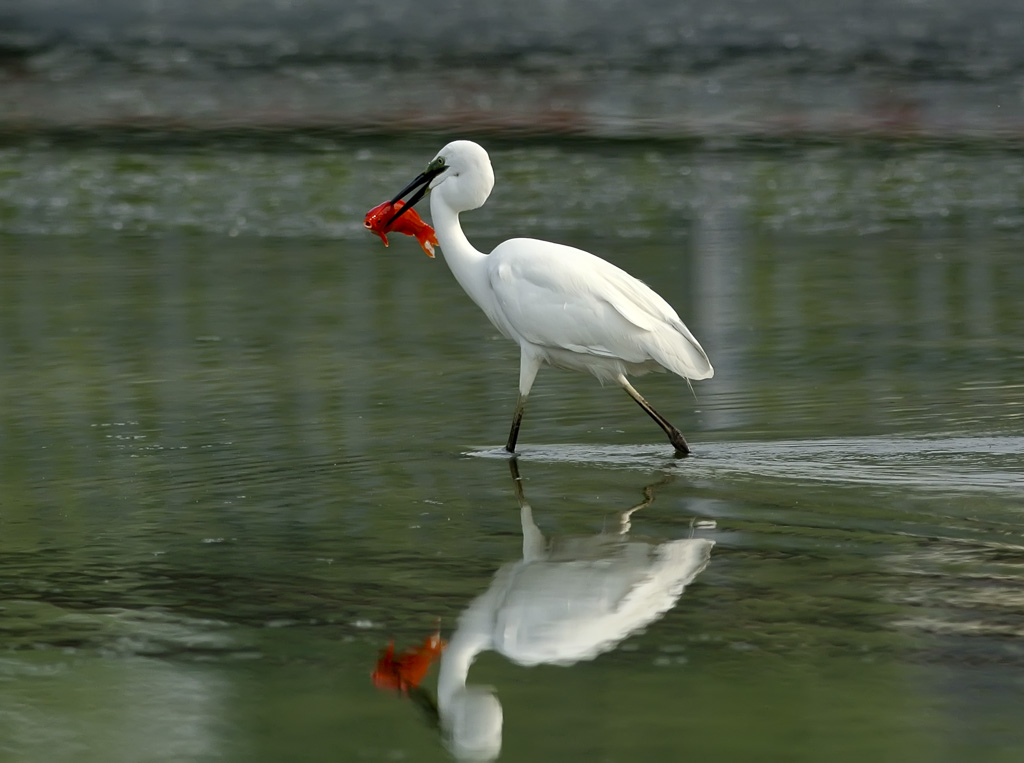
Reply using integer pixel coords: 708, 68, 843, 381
371, 461, 714, 761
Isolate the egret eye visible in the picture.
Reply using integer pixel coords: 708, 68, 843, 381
426, 156, 446, 173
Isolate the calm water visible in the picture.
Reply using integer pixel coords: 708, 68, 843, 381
2, 139, 1024, 762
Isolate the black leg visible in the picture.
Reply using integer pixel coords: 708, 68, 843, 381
505, 393, 526, 453
619, 378, 691, 457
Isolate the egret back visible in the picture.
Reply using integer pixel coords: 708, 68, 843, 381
485, 239, 713, 381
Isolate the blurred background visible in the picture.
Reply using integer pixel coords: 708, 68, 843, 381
2, 2, 1024, 763
2, 0, 1023, 142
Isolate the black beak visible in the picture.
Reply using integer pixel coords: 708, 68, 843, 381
386, 167, 445, 226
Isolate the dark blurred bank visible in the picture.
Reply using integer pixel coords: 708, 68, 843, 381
1, 0, 1023, 143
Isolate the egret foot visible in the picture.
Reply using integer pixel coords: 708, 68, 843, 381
669, 429, 691, 458
619, 375, 693, 458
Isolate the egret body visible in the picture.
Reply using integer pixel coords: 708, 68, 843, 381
388, 140, 713, 456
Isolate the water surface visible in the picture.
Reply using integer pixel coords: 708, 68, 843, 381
2, 140, 1023, 762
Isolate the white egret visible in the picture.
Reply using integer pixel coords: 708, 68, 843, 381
387, 140, 713, 456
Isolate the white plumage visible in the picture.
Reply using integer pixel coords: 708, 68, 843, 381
388, 140, 713, 455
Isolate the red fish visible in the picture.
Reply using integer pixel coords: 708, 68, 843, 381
363, 200, 439, 258
372, 628, 447, 693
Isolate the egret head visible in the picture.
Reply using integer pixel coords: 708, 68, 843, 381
387, 140, 494, 224
428, 141, 495, 212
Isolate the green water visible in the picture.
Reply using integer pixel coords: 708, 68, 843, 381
1, 139, 1023, 762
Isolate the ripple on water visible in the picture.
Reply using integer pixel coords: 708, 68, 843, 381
0, 600, 250, 658
467, 435, 1024, 496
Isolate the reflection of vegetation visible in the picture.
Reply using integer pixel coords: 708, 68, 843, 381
1, 143, 1024, 239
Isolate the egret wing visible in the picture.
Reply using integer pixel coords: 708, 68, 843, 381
487, 241, 645, 357
486, 239, 713, 379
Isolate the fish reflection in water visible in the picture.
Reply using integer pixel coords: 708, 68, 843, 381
438, 461, 714, 761
372, 625, 447, 693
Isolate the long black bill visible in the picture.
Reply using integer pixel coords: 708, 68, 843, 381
386, 167, 444, 226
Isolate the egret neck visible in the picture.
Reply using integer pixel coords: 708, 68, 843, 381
429, 192, 492, 315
